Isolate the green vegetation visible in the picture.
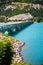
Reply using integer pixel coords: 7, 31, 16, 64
0, 6, 43, 17
0, 0, 43, 4
0, 6, 43, 22
1, 4, 43, 22
0, 0, 43, 65
11, 61, 32, 65
0, 33, 19, 65
0, 8, 25, 17
0, 33, 43, 65
31, 17, 43, 22
0, 0, 43, 22
0, 16, 8, 22
0, 39, 13, 65
13, 0, 35, 3
0, 0, 12, 4
13, 0, 43, 5
0, 33, 32, 65
28, 8, 43, 17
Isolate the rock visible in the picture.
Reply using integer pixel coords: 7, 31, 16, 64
12, 41, 25, 63
8, 13, 33, 21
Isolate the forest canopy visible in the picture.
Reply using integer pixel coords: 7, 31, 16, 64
0, 0, 43, 4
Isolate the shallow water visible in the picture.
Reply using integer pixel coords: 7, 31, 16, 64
12, 22, 43, 65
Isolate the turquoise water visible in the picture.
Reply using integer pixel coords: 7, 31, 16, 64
12, 22, 43, 65
0, 22, 43, 65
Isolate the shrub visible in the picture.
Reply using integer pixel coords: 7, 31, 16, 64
0, 39, 13, 65
33, 17, 43, 22
11, 61, 32, 65
0, 16, 8, 22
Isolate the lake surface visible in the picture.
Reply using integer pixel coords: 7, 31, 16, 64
0, 22, 43, 65
11, 22, 43, 65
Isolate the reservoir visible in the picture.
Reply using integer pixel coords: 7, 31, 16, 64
11, 22, 43, 65
0, 22, 43, 65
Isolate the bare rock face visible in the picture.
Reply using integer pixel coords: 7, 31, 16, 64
4, 5, 17, 11
8, 13, 33, 21
12, 41, 25, 63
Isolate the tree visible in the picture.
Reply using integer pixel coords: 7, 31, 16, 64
0, 39, 13, 65
1, 0, 12, 4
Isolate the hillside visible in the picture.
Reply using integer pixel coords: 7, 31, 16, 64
12, 0, 43, 4
0, 3, 43, 22
0, 0, 43, 22
0, 0, 43, 5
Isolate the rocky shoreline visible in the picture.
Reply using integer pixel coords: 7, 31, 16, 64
12, 41, 25, 63
0, 33, 25, 63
